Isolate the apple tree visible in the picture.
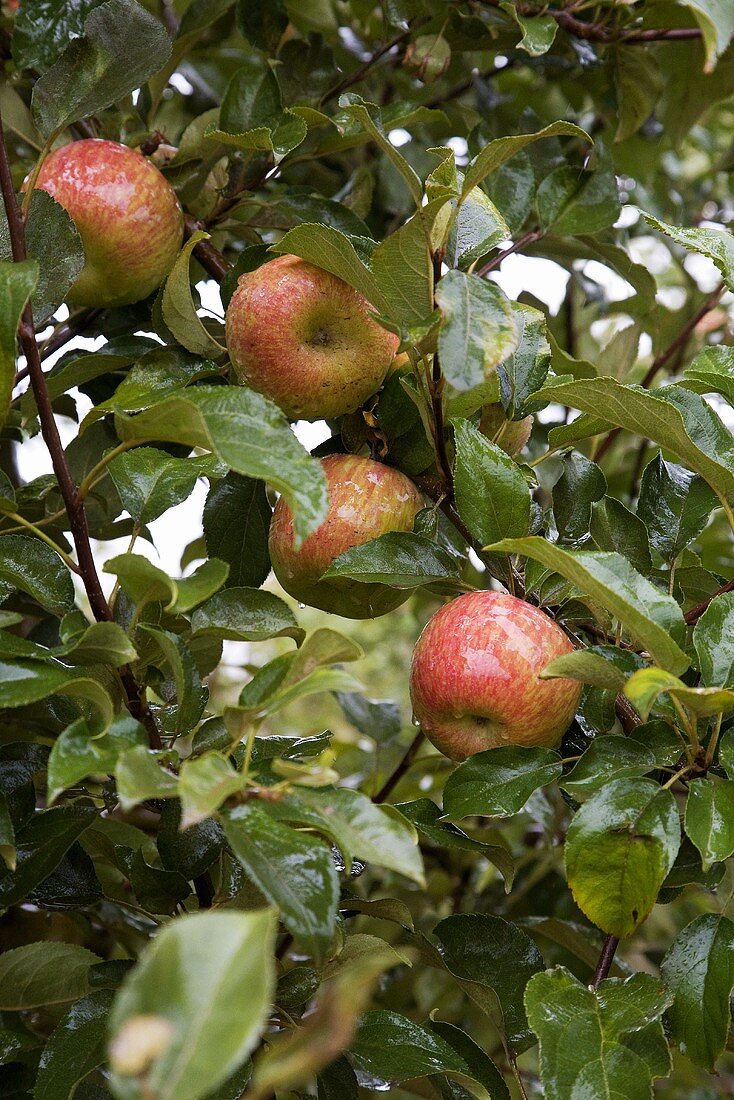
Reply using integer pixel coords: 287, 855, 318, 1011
1, 0, 734, 1096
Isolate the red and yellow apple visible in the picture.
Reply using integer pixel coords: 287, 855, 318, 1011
225, 255, 399, 420
410, 591, 581, 760
269, 454, 424, 618
34, 139, 183, 308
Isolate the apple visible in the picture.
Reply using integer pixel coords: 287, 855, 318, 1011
269, 453, 424, 618
34, 139, 183, 308
410, 590, 581, 760
225, 254, 399, 420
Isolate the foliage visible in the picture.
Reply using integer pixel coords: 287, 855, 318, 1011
1, 1, 734, 1097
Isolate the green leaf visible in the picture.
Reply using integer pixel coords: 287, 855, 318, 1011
461, 122, 591, 200
35, 989, 113, 1100
661, 912, 734, 1070
0, 792, 13, 870
338, 95, 423, 205
47, 716, 147, 804
178, 754, 245, 829
614, 50, 663, 142
0, 803, 98, 908
117, 385, 328, 545
223, 803, 339, 962
109, 910, 276, 1100
115, 746, 179, 810
12, 0, 104, 72
488, 538, 689, 675
536, 147, 620, 235
58, 621, 138, 667
324, 531, 460, 588
369, 203, 441, 327
0, 659, 114, 732
162, 233, 226, 358
0, 261, 38, 433
0, 942, 100, 1009
31, 0, 172, 139
624, 667, 734, 720
103, 553, 175, 608
536, 378, 734, 509
0, 533, 75, 615
502, 3, 556, 55
560, 736, 657, 802
0, 192, 84, 325
590, 497, 653, 576
497, 305, 551, 420
434, 914, 544, 1050
643, 212, 734, 289
637, 454, 716, 563
436, 271, 518, 391
449, 186, 509, 270
693, 591, 734, 687
271, 787, 424, 885
540, 648, 631, 692
203, 473, 271, 589
108, 447, 216, 525
685, 776, 734, 869
351, 1009, 495, 1090
172, 559, 229, 614
191, 587, 303, 643
682, 343, 734, 403
565, 778, 680, 937
679, 1, 734, 71
443, 747, 562, 819
553, 453, 606, 547
525, 968, 672, 1100
236, 0, 288, 51
139, 625, 206, 737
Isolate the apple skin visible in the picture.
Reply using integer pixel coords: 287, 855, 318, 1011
269, 453, 424, 618
34, 139, 183, 308
410, 591, 581, 760
225, 255, 400, 420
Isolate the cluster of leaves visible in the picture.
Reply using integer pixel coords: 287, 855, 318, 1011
1, 0, 734, 1097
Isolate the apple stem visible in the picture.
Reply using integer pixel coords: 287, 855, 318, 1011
0, 115, 162, 751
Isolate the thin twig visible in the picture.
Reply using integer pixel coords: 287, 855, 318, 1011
591, 933, 619, 988
0, 116, 161, 750
321, 17, 430, 106
593, 282, 725, 462
475, 229, 543, 278
684, 577, 734, 625
373, 730, 425, 803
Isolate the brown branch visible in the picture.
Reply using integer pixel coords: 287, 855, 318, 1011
594, 282, 725, 462
591, 933, 620, 987
320, 17, 430, 107
480, 0, 703, 45
476, 228, 543, 278
183, 214, 232, 280
372, 729, 425, 803
0, 116, 161, 750
684, 577, 734, 625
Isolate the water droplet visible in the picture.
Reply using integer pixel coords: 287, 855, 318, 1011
411, 713, 421, 727
297, 602, 306, 610
500, 730, 511, 742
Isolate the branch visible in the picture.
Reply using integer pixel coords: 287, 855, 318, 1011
475, 228, 543, 278
684, 577, 734, 625
480, 0, 703, 45
593, 282, 725, 462
591, 933, 620, 987
183, 214, 232, 280
0, 117, 161, 750
320, 17, 430, 107
372, 729, 425, 803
